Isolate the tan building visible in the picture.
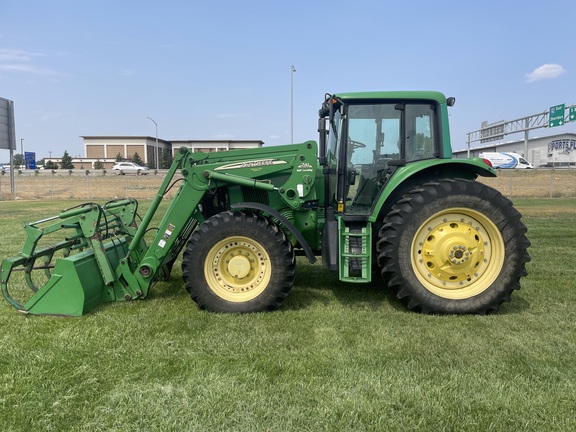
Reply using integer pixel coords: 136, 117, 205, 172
74, 136, 264, 169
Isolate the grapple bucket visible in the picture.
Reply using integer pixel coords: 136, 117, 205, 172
1, 200, 141, 316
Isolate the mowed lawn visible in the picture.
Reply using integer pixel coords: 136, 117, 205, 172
0, 198, 575, 431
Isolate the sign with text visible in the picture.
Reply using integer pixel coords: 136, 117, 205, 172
548, 104, 565, 127
25, 151, 36, 169
0, 97, 16, 150
480, 120, 505, 143
569, 106, 576, 123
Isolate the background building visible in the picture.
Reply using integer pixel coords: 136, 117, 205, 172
47, 137, 264, 169
454, 132, 576, 167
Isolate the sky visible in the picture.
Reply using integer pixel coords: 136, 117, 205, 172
1, 0, 575, 162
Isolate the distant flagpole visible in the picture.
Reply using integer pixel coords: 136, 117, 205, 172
291, 65, 296, 143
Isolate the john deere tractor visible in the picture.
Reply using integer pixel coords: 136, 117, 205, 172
1, 91, 530, 316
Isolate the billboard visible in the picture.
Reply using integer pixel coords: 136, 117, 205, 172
0, 97, 16, 150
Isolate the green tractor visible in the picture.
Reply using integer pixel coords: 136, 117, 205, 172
1, 91, 530, 316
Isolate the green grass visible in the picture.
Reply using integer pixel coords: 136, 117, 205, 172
1, 199, 575, 431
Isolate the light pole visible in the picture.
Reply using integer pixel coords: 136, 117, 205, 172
20, 138, 24, 169
291, 65, 296, 144
146, 117, 159, 169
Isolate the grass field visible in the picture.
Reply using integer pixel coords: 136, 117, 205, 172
0, 197, 575, 431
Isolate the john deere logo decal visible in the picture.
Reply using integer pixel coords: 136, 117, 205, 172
215, 159, 288, 171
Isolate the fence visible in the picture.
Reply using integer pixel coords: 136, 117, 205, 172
0, 169, 174, 201
478, 168, 576, 198
1, 168, 576, 201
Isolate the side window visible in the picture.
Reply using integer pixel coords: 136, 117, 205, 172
406, 105, 435, 162
327, 110, 342, 163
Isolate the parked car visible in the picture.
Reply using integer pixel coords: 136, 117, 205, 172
112, 162, 150, 175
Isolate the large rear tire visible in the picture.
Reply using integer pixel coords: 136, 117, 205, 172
377, 179, 530, 314
182, 211, 296, 312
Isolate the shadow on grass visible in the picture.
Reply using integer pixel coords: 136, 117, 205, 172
137, 257, 530, 316
285, 257, 398, 312
147, 277, 188, 300
493, 293, 530, 315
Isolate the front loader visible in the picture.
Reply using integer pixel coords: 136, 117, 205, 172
1, 91, 530, 316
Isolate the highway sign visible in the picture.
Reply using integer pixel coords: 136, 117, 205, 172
25, 151, 36, 169
0, 97, 16, 150
549, 104, 565, 127
569, 106, 576, 122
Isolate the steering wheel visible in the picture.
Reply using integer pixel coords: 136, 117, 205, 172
349, 139, 366, 149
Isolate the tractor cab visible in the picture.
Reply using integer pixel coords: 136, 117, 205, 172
318, 92, 451, 217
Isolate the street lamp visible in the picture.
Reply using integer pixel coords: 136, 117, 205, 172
291, 65, 296, 144
146, 117, 159, 169
20, 138, 24, 169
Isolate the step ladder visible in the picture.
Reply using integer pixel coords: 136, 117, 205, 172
338, 218, 371, 283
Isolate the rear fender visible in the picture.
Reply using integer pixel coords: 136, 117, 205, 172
369, 158, 496, 223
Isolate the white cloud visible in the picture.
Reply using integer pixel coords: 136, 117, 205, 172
39, 111, 63, 121
0, 47, 64, 76
525, 63, 567, 83
0, 48, 43, 62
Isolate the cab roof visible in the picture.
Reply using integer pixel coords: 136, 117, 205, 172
333, 91, 449, 104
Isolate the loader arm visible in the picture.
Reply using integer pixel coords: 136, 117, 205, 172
117, 143, 320, 300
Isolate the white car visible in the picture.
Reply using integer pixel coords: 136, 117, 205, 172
112, 162, 150, 175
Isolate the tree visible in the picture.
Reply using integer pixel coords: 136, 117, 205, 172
115, 152, 123, 162
60, 151, 75, 169
161, 148, 173, 169
131, 152, 144, 166
93, 159, 104, 169
45, 160, 58, 169
12, 153, 24, 168
148, 157, 156, 170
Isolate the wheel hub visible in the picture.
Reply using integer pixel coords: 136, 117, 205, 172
412, 209, 504, 299
227, 254, 252, 279
419, 219, 486, 285
449, 245, 469, 264
205, 236, 271, 302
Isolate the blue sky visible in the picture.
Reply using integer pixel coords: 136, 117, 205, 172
1, 0, 575, 161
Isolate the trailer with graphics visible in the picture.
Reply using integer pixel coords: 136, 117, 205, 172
479, 152, 533, 169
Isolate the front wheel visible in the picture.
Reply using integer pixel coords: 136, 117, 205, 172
182, 211, 296, 313
377, 179, 530, 314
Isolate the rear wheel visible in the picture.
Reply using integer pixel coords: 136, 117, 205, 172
182, 211, 296, 312
377, 179, 530, 314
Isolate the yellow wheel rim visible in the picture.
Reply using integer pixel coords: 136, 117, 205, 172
204, 236, 271, 302
412, 208, 505, 299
